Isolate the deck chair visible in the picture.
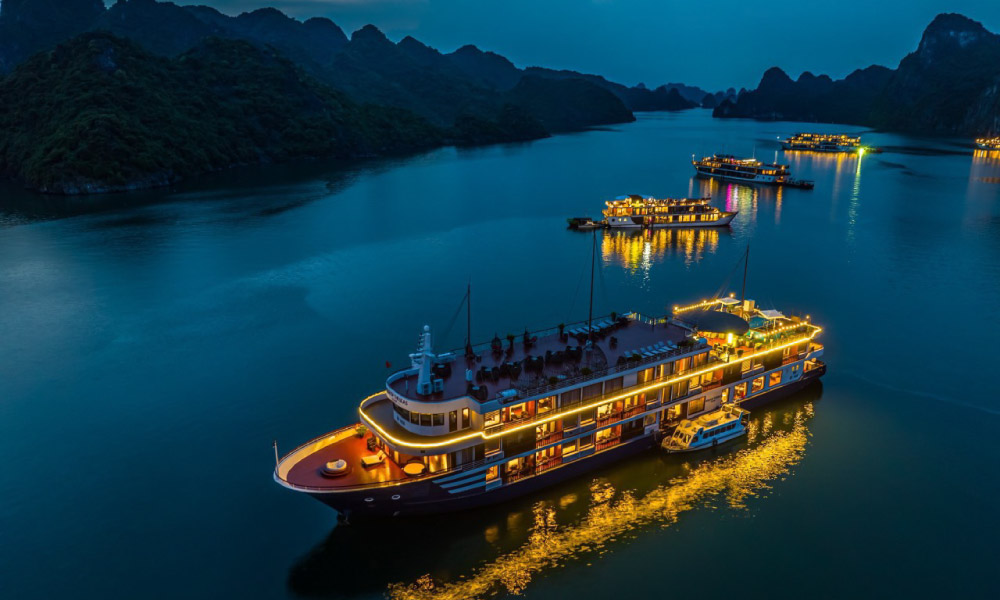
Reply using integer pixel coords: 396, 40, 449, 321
361, 450, 386, 468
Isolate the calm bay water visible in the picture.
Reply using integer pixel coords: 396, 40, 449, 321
1, 110, 999, 599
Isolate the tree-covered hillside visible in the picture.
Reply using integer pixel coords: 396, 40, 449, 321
0, 33, 441, 193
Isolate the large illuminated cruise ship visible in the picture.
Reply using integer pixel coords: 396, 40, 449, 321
693, 154, 814, 189
782, 133, 862, 153
274, 293, 825, 518
603, 195, 736, 228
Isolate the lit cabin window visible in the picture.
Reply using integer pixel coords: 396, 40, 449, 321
503, 402, 534, 423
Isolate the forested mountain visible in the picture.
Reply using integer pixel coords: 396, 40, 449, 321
714, 13, 1000, 135
0, 0, 717, 193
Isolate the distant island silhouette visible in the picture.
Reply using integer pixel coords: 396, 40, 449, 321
0, 0, 722, 194
715, 13, 1000, 136
0, 2, 996, 194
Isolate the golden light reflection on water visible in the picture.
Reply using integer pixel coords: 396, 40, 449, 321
784, 151, 860, 200
970, 150, 1000, 185
388, 404, 814, 600
601, 228, 721, 272
844, 152, 864, 245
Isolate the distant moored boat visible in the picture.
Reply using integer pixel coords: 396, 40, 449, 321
975, 137, 1000, 150
603, 195, 736, 228
692, 154, 814, 189
782, 132, 863, 153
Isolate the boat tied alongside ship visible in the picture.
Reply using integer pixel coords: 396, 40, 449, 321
693, 154, 815, 189
663, 403, 749, 453
273, 288, 826, 518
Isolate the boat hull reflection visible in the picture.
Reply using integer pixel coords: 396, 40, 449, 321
601, 227, 727, 270
288, 383, 824, 599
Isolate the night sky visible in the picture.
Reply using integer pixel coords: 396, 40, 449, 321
132, 1, 1000, 90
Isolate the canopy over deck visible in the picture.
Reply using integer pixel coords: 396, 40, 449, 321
676, 309, 749, 335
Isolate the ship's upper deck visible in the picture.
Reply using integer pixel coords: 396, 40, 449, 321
603, 195, 723, 217
787, 133, 860, 145
605, 195, 712, 208
387, 314, 694, 404
695, 154, 790, 171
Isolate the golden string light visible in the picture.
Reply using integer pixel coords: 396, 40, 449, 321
358, 328, 822, 450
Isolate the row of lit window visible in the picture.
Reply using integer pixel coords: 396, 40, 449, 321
393, 404, 471, 430
482, 355, 708, 429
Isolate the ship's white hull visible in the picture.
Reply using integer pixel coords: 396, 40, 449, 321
607, 213, 736, 229
663, 427, 746, 453
694, 168, 780, 184
782, 143, 858, 153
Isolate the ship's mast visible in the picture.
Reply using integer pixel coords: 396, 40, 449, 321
740, 244, 750, 305
464, 281, 473, 358
587, 229, 596, 348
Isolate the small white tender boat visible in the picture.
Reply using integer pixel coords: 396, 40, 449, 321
663, 404, 749, 453
567, 217, 605, 230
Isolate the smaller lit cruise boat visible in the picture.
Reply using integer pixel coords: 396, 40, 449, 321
603, 195, 736, 229
567, 216, 605, 230
662, 404, 749, 453
975, 137, 1000, 150
693, 154, 814, 189
782, 133, 863, 153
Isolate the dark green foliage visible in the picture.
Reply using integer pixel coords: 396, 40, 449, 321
0, 33, 441, 193
0, 1, 712, 194
712, 66, 893, 125
446, 45, 523, 90
523, 67, 697, 112
452, 104, 549, 146
505, 76, 635, 132
326, 25, 505, 127
870, 14, 1000, 134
